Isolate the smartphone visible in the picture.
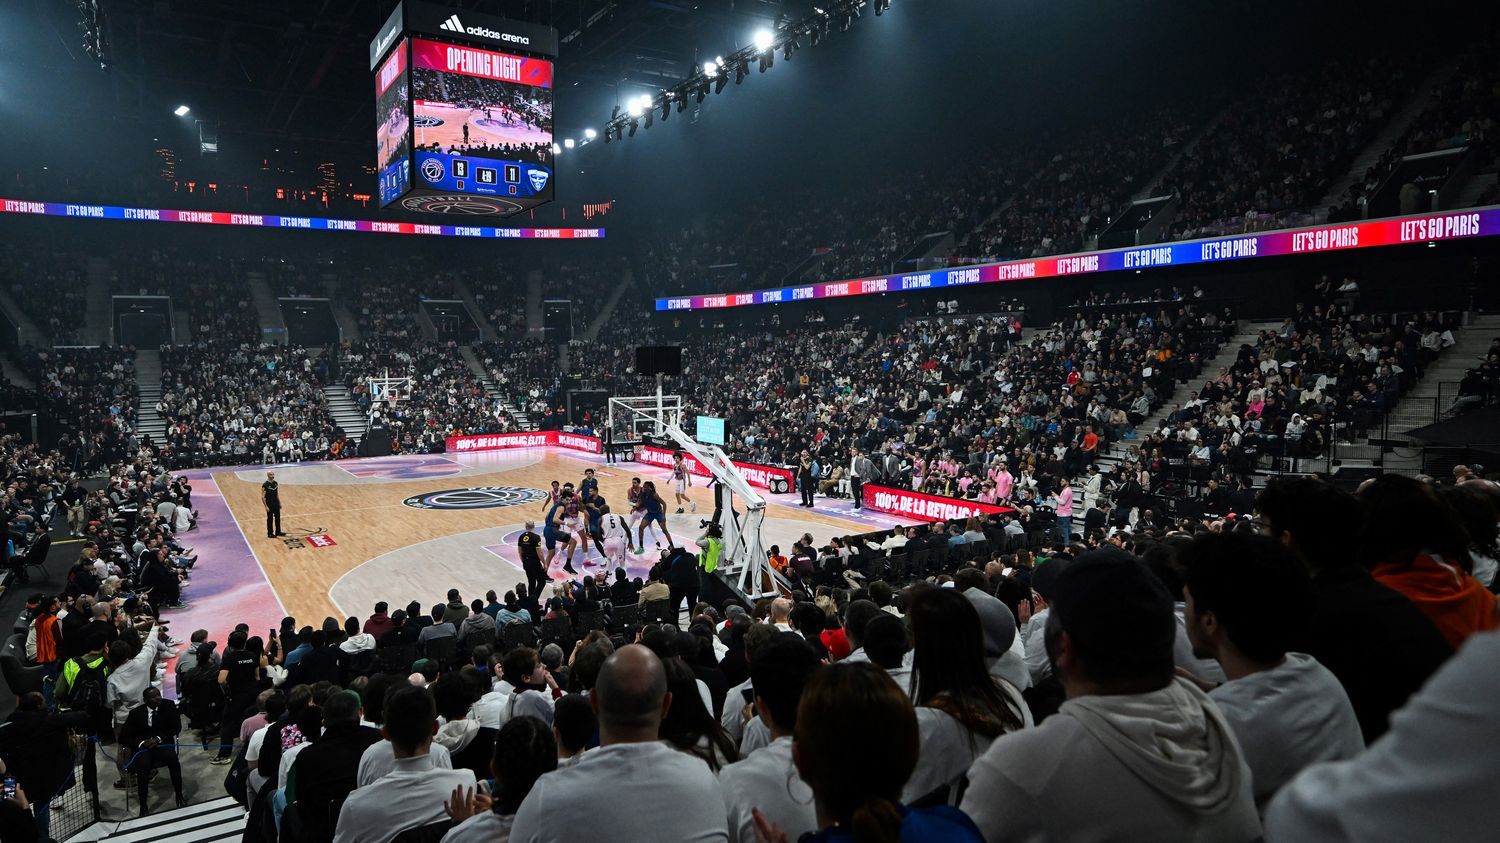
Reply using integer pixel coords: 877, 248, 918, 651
1, 776, 17, 801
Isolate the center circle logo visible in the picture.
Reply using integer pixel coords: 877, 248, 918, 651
414, 115, 444, 128
402, 486, 547, 510
421, 158, 446, 182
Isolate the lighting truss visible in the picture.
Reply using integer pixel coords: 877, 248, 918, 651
602, 0, 885, 142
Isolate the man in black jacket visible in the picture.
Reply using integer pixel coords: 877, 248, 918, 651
285, 691, 380, 843
119, 687, 186, 814
1256, 477, 1453, 742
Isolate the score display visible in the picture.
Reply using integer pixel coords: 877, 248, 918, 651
375, 40, 412, 207
370, 2, 557, 218
696, 415, 727, 446
407, 39, 554, 214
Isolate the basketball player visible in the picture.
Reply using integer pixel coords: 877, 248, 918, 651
672, 454, 695, 514
540, 480, 562, 513
637, 480, 675, 551
560, 501, 592, 568
599, 510, 630, 579
543, 492, 576, 575
626, 477, 653, 552
580, 468, 598, 500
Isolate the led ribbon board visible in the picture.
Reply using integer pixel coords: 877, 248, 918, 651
655, 206, 1498, 310
0, 198, 603, 239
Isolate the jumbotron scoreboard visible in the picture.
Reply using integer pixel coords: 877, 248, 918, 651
371, 1, 558, 217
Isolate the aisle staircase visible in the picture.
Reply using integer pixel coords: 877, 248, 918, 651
135, 348, 167, 444
245, 270, 287, 345
451, 276, 499, 341
92, 796, 243, 843
459, 345, 536, 431
0, 286, 44, 347
82, 257, 112, 345
324, 384, 369, 441
580, 271, 633, 342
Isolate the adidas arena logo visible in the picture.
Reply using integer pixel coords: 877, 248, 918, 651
439, 14, 531, 45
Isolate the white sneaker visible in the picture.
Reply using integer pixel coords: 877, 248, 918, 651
689, 501, 697, 513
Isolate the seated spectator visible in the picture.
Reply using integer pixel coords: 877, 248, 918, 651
510, 645, 730, 841
1181, 532, 1365, 808
287, 690, 381, 841
961, 549, 1260, 841
1356, 475, 1500, 648
441, 715, 558, 842
119, 686, 186, 815
1255, 476, 1451, 741
550, 693, 595, 769
719, 634, 821, 843
334, 685, 476, 842
0, 691, 90, 840
903, 587, 1027, 804
1265, 628, 1500, 841
760, 661, 985, 842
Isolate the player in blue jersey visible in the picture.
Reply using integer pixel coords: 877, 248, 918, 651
636, 480, 675, 551
543, 492, 577, 575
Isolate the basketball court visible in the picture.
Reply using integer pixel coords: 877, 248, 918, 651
166, 446, 919, 647
414, 103, 550, 149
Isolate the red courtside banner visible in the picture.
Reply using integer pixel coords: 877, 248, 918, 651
555, 432, 603, 454
862, 483, 1014, 521
638, 445, 794, 491
411, 39, 553, 88
445, 431, 603, 453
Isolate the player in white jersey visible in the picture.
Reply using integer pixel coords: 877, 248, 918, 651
672, 455, 696, 514
560, 502, 591, 567
599, 511, 630, 578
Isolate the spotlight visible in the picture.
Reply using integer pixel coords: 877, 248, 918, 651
716, 55, 726, 67
584, 128, 597, 139
644, 107, 653, 129
759, 51, 773, 73
695, 87, 706, 103
627, 119, 638, 137
714, 74, 728, 94
676, 97, 687, 113
603, 131, 611, 144
552, 142, 561, 154
564, 138, 575, 149
753, 28, 774, 51
735, 61, 748, 84
174, 105, 191, 116
783, 36, 799, 61
627, 99, 644, 118
611, 104, 621, 121
703, 61, 718, 77
660, 99, 670, 121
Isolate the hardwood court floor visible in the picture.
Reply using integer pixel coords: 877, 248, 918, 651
210, 449, 906, 626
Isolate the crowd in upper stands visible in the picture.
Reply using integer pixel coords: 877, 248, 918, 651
1, 243, 88, 343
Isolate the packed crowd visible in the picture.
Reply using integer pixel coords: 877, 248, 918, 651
154, 344, 349, 467
969, 110, 1197, 261
1, 242, 89, 343
30, 347, 138, 470
343, 338, 517, 451
1129, 298, 1461, 484
1165, 55, 1411, 240
9, 461, 1499, 841
107, 247, 260, 345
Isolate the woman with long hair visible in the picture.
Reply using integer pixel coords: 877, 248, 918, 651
659, 657, 738, 771
755, 662, 983, 843
903, 586, 1027, 805
1357, 475, 1499, 648
441, 715, 558, 841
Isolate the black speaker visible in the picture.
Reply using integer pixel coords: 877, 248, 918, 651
635, 345, 683, 377
543, 299, 573, 343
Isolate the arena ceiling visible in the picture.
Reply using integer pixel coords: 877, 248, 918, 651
34, 0, 800, 153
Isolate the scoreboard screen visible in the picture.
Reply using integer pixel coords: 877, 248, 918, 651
405, 38, 554, 214
375, 40, 412, 207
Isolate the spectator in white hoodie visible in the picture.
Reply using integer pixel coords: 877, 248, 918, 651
1181, 532, 1365, 809
961, 548, 1261, 842
106, 624, 168, 729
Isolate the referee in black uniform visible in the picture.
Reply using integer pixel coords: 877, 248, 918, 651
262, 471, 283, 538
517, 521, 545, 598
